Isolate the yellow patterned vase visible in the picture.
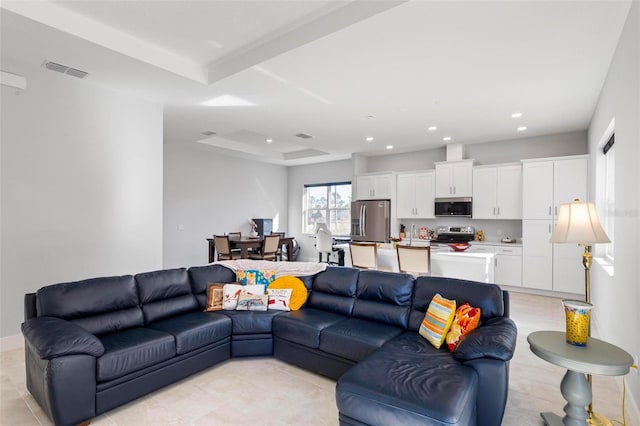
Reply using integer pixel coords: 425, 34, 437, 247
562, 300, 592, 346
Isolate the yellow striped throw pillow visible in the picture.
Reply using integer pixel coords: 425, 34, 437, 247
419, 293, 457, 349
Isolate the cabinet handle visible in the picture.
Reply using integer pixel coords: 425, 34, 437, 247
493, 207, 496, 216
548, 206, 552, 216
497, 207, 500, 215
453, 186, 456, 194
555, 206, 558, 216
495, 258, 498, 267
548, 224, 551, 233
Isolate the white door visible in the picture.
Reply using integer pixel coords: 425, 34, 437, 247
452, 162, 473, 197
522, 219, 553, 290
523, 161, 553, 219
496, 165, 522, 219
435, 164, 453, 197
356, 175, 374, 200
414, 171, 435, 218
553, 158, 588, 218
552, 242, 586, 295
396, 174, 415, 218
372, 175, 392, 199
495, 254, 522, 286
472, 167, 497, 218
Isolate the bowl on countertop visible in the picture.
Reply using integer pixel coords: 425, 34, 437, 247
449, 243, 471, 252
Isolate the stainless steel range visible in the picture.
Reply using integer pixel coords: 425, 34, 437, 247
433, 226, 475, 243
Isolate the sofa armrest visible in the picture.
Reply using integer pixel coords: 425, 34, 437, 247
22, 316, 104, 359
453, 317, 517, 362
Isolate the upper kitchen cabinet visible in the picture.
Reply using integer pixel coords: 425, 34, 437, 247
355, 173, 396, 200
397, 171, 435, 218
522, 156, 588, 220
435, 160, 474, 198
472, 164, 522, 219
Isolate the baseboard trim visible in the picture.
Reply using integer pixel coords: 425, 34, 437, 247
0, 334, 24, 352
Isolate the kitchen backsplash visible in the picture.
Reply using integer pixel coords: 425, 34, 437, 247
393, 218, 522, 242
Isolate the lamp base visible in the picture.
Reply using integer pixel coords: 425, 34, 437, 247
587, 411, 613, 426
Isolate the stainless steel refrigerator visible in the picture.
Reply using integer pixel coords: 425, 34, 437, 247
350, 200, 391, 243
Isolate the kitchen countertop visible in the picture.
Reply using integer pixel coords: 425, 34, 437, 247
468, 240, 522, 247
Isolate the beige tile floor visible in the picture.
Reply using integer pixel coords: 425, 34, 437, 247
1, 292, 638, 425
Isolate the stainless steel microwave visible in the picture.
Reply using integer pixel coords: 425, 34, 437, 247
434, 197, 473, 217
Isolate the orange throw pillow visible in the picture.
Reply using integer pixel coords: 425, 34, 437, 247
446, 303, 481, 352
267, 276, 308, 311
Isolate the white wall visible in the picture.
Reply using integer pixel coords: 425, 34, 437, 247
366, 131, 587, 173
588, 2, 639, 415
0, 62, 163, 339
287, 159, 353, 261
163, 143, 288, 268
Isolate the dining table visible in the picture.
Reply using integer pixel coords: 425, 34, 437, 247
207, 235, 296, 262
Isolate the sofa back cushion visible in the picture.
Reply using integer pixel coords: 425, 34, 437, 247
136, 268, 198, 323
188, 264, 237, 308
36, 275, 143, 336
307, 267, 358, 316
352, 270, 414, 328
408, 276, 505, 331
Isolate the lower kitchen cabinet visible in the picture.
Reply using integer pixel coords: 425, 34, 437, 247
469, 244, 522, 286
521, 219, 584, 295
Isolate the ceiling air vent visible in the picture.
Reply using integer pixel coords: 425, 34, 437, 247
42, 60, 89, 79
295, 133, 313, 139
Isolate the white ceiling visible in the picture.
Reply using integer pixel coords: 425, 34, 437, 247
0, 1, 632, 165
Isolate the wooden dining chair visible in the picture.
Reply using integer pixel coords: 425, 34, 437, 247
213, 235, 240, 261
271, 232, 286, 260
397, 245, 431, 276
226, 232, 242, 254
349, 242, 378, 270
249, 235, 280, 261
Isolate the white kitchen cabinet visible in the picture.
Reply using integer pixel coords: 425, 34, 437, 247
468, 243, 522, 286
522, 156, 587, 220
495, 247, 522, 287
522, 220, 553, 290
435, 160, 474, 198
472, 164, 522, 219
355, 173, 395, 200
521, 155, 588, 295
396, 171, 435, 218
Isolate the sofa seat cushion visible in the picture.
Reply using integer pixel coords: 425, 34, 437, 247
220, 310, 282, 334
273, 308, 347, 349
97, 328, 176, 382
319, 318, 404, 362
146, 311, 232, 355
336, 331, 478, 426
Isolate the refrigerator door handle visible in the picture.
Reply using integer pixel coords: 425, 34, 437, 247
361, 205, 366, 237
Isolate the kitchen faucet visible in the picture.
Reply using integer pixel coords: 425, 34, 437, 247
410, 224, 416, 246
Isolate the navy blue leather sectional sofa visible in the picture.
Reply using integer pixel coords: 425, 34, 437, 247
22, 264, 517, 426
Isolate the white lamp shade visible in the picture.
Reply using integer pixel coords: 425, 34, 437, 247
550, 201, 610, 244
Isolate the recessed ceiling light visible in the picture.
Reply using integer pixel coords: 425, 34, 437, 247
386, 145, 393, 150
201, 94, 255, 106
428, 126, 437, 131
512, 112, 523, 118
266, 139, 273, 143
366, 115, 375, 119
443, 137, 452, 141
517, 126, 527, 131
366, 136, 374, 142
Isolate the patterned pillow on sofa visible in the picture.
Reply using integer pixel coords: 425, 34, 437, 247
419, 293, 456, 349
